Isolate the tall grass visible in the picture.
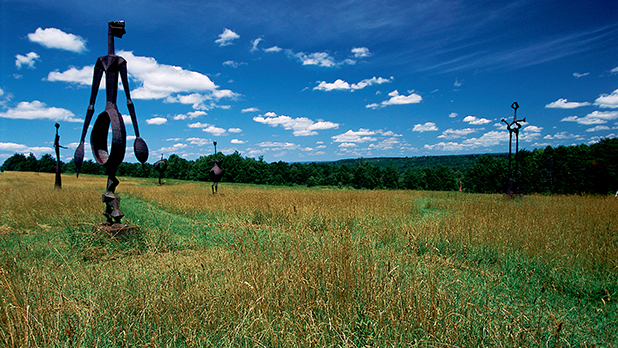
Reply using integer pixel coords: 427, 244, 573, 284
0, 171, 616, 347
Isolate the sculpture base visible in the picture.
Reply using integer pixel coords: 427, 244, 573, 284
92, 222, 139, 237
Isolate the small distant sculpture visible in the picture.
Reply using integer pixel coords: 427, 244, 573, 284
501, 102, 526, 196
54, 123, 67, 188
74, 21, 148, 224
209, 141, 223, 194
154, 155, 167, 186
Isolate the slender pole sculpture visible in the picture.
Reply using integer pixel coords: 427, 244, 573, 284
54, 123, 67, 189
154, 154, 167, 186
74, 21, 148, 224
501, 102, 525, 196
209, 141, 223, 194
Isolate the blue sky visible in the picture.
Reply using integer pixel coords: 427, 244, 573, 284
1, 0, 617, 164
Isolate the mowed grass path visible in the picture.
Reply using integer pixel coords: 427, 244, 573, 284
1, 171, 616, 347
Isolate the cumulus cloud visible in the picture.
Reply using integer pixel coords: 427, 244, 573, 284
545, 98, 591, 109
146, 116, 168, 125
425, 130, 509, 152
463, 115, 491, 125
0, 100, 80, 122
28, 27, 87, 53
366, 90, 422, 109
46, 65, 95, 85
586, 125, 610, 132
215, 28, 240, 46
561, 111, 618, 125
449, 112, 458, 118
0, 142, 54, 157
253, 112, 339, 136
188, 122, 227, 136
223, 60, 246, 68
231, 139, 246, 144
573, 72, 589, 78
412, 122, 438, 132
544, 132, 582, 140
264, 46, 282, 53
314, 76, 392, 91
173, 111, 207, 120
186, 137, 210, 146
228, 128, 242, 133
157, 143, 187, 153
15, 52, 40, 69
438, 128, 477, 139
594, 89, 618, 108
242, 107, 259, 113
48, 51, 236, 107
332, 129, 377, 143
351, 47, 372, 58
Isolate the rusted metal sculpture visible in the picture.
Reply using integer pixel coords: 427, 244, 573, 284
501, 102, 525, 196
54, 123, 67, 189
209, 141, 223, 194
74, 21, 148, 224
154, 155, 167, 186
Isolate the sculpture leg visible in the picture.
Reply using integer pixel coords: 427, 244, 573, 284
102, 169, 124, 224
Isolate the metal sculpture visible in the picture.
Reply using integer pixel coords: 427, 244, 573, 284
54, 123, 67, 188
501, 102, 525, 196
154, 155, 167, 186
209, 141, 223, 194
74, 21, 148, 224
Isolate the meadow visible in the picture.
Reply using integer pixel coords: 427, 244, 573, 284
0, 171, 616, 347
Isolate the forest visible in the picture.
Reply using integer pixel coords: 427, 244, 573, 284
2, 137, 617, 195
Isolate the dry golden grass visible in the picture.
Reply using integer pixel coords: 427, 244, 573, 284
0, 171, 616, 347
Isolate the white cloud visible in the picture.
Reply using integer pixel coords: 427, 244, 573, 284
449, 112, 458, 118
611, 66, 618, 74
242, 107, 259, 113
545, 98, 591, 109
28, 28, 87, 53
257, 142, 300, 150
231, 139, 246, 144
561, 111, 618, 125
366, 90, 422, 109
223, 60, 246, 68
186, 137, 210, 146
173, 110, 207, 120
46, 65, 95, 85
253, 112, 339, 136
314, 76, 392, 91
454, 78, 462, 87
438, 128, 477, 139
586, 125, 610, 132
463, 115, 491, 125
146, 116, 168, 125
15, 52, 40, 69
294, 51, 337, 67
462, 130, 508, 147
424, 142, 469, 152
0, 142, 53, 155
264, 46, 282, 53
412, 122, 438, 132
0, 100, 80, 122
573, 72, 589, 78
228, 128, 242, 133
202, 125, 227, 136
543, 132, 582, 140
332, 129, 377, 143
351, 47, 372, 58
215, 28, 240, 46
250, 38, 263, 52
157, 143, 187, 153
594, 89, 618, 109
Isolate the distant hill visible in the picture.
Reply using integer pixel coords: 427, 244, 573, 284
328, 153, 508, 173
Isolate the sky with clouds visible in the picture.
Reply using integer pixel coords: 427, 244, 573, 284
1, 0, 617, 164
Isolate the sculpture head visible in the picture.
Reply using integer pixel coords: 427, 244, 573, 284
109, 21, 126, 38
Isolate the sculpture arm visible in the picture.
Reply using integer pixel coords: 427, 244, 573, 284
119, 60, 140, 137
119, 59, 149, 164
74, 59, 104, 176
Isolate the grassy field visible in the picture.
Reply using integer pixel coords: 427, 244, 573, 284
0, 171, 616, 347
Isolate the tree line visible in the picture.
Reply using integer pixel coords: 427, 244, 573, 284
2, 137, 617, 194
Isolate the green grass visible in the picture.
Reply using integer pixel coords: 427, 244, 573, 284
0, 171, 616, 347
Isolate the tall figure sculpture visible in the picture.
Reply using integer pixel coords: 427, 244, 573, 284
154, 155, 167, 186
209, 141, 223, 194
74, 21, 148, 224
54, 123, 67, 189
501, 102, 525, 196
